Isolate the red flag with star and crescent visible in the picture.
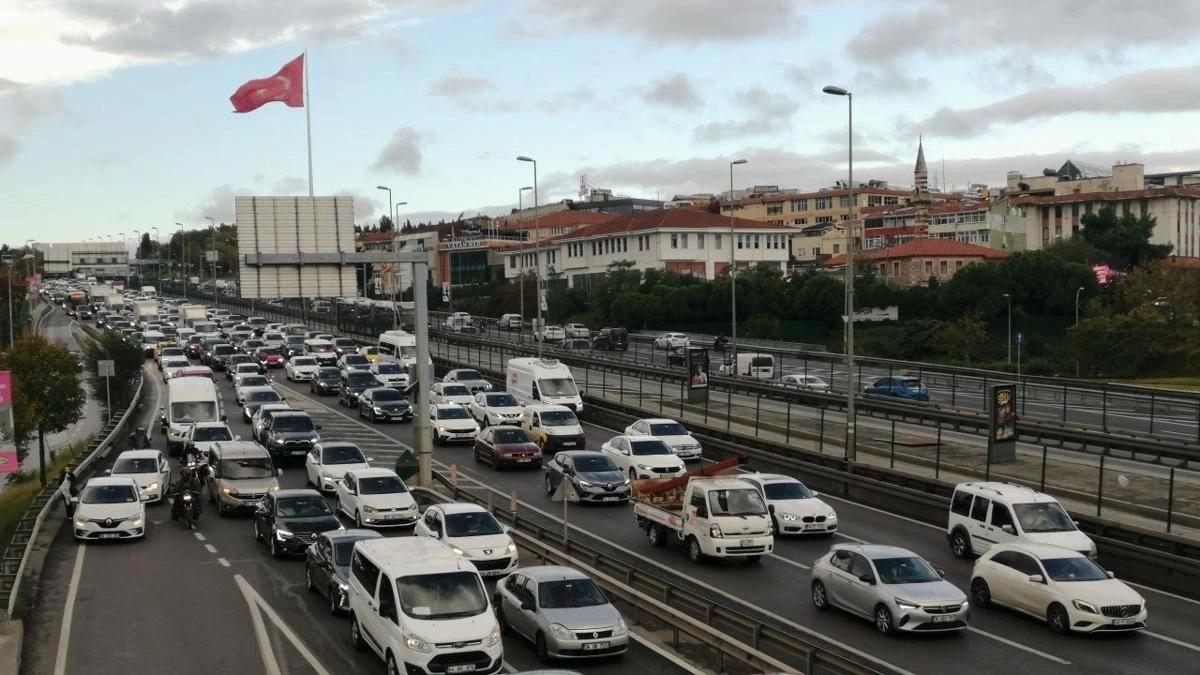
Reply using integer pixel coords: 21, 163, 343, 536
229, 54, 304, 113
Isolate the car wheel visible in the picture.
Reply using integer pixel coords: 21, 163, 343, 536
269, 533, 281, 559
544, 474, 554, 495
328, 586, 341, 615
874, 604, 895, 635
496, 604, 509, 634
350, 616, 366, 651
304, 564, 315, 593
771, 515, 780, 536
355, 511, 364, 528
386, 653, 399, 675
811, 580, 830, 610
647, 524, 667, 548
950, 529, 973, 559
1047, 603, 1071, 635
970, 578, 992, 608
535, 632, 550, 662
253, 521, 262, 541
686, 536, 703, 563
629, 468, 638, 482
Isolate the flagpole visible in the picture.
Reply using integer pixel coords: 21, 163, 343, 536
304, 49, 313, 196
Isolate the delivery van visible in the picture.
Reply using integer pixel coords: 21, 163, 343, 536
506, 357, 583, 412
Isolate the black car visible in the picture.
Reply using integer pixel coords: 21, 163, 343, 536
205, 343, 236, 370
337, 370, 383, 408
545, 450, 631, 504
309, 367, 341, 395
224, 353, 256, 379
283, 336, 307, 358
357, 387, 413, 423
262, 411, 322, 463
304, 529, 384, 614
331, 337, 358, 356
593, 327, 628, 351
253, 489, 340, 558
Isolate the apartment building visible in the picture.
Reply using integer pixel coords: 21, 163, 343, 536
35, 242, 129, 277
824, 238, 1009, 287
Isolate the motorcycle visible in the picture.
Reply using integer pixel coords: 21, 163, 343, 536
170, 465, 205, 530
713, 336, 729, 352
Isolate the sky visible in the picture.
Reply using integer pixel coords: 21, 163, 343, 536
6, 0, 1200, 245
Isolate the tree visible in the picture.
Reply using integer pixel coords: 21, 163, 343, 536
936, 312, 988, 363
1078, 206, 1172, 268
0, 335, 87, 486
81, 330, 144, 414
379, 215, 394, 232
1044, 236, 1105, 265
138, 232, 153, 259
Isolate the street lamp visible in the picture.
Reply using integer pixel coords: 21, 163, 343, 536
375, 185, 399, 324
728, 158, 747, 369
518, 185, 533, 324
152, 226, 160, 284
517, 156, 542, 357
204, 217, 216, 302
823, 83, 857, 462
1074, 286, 1085, 326
173, 222, 188, 298
1003, 293, 1012, 363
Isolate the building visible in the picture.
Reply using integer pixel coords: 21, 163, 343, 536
720, 182, 913, 227
500, 208, 793, 290
824, 238, 1009, 287
860, 199, 1025, 252
35, 242, 129, 278
497, 210, 617, 243
1005, 160, 1144, 196
568, 188, 665, 215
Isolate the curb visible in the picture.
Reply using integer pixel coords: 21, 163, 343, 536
0, 619, 22, 675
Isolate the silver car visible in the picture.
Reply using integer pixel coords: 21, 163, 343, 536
811, 544, 969, 635
495, 566, 628, 661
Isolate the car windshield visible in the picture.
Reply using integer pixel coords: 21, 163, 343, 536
436, 407, 470, 420
441, 384, 470, 396
161, 348, 184, 356
165, 359, 189, 368
649, 422, 688, 436
171, 401, 218, 422
539, 378, 578, 397
873, 556, 943, 584
276, 496, 332, 518
310, 344, 333, 352
573, 455, 616, 472
238, 376, 269, 388
360, 476, 407, 495
318, 369, 340, 381
375, 362, 403, 374
707, 488, 767, 516
258, 349, 280, 357
444, 511, 504, 537
335, 339, 356, 347
1042, 557, 1108, 582
343, 355, 367, 364
371, 388, 406, 402
540, 410, 577, 426
292, 358, 317, 367
322, 445, 366, 464
220, 458, 274, 479
112, 458, 158, 474
264, 333, 283, 341
287, 337, 306, 345
538, 578, 608, 609
192, 426, 233, 442
347, 373, 378, 386
763, 482, 814, 500
247, 391, 282, 404
485, 393, 519, 407
630, 439, 673, 456
1013, 502, 1077, 533
213, 345, 235, 355
492, 428, 530, 444
396, 571, 488, 620
274, 416, 314, 432
455, 370, 484, 381
80, 484, 138, 504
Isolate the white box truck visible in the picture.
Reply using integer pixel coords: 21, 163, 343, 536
133, 299, 159, 327
718, 352, 775, 379
506, 357, 583, 412
178, 304, 207, 327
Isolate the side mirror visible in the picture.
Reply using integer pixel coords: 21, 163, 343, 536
812, 491, 820, 497
141, 494, 152, 502
1106, 570, 1115, 579
234, 435, 242, 441
221, 415, 228, 422
858, 574, 875, 585
103, 469, 112, 475
431, 530, 442, 539
1028, 574, 1045, 584
70, 497, 80, 504
936, 568, 946, 578
366, 457, 375, 462
1001, 524, 1015, 535
315, 423, 323, 430
276, 468, 284, 477
563, 466, 575, 475
520, 601, 535, 612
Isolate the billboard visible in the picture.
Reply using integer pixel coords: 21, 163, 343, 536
684, 347, 709, 403
988, 383, 1017, 463
236, 196, 357, 299
0, 371, 14, 475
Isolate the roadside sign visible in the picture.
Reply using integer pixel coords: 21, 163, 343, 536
205, 250, 218, 263
441, 282, 450, 303
539, 288, 548, 312
97, 360, 115, 377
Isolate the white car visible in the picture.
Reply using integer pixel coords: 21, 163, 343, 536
430, 382, 474, 406
535, 325, 567, 342
335, 467, 419, 528
109, 449, 171, 504
72, 476, 148, 541
284, 356, 321, 381
623, 418, 702, 461
368, 360, 409, 388
970, 543, 1147, 634
430, 403, 480, 445
600, 435, 686, 480
563, 323, 590, 339
184, 421, 235, 458
739, 473, 837, 536
468, 391, 524, 427
305, 442, 372, 493
781, 374, 830, 392
161, 357, 191, 380
653, 332, 689, 349
443, 368, 493, 393
414, 503, 518, 577
261, 331, 286, 349
235, 378, 275, 406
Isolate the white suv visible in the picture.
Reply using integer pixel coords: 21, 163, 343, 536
947, 482, 1096, 560
348, 537, 503, 675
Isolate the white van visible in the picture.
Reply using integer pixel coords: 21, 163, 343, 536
519, 404, 585, 452
506, 357, 583, 412
348, 537, 503, 674
303, 338, 338, 364
139, 286, 157, 299
377, 330, 417, 367
162, 376, 222, 454
947, 481, 1097, 560
718, 352, 775, 379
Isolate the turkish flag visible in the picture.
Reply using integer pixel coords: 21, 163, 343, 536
230, 54, 304, 113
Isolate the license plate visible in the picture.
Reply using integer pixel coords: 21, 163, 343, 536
1112, 618, 1136, 626
932, 615, 956, 623
582, 641, 610, 651
291, 450, 307, 455
446, 665, 476, 673
803, 523, 824, 531
561, 441, 576, 447
740, 538, 755, 546
383, 513, 400, 520
517, 458, 533, 463
99, 533, 119, 539
602, 496, 621, 502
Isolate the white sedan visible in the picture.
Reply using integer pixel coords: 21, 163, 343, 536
161, 357, 191, 381
738, 473, 837, 535
430, 382, 474, 406
535, 325, 567, 342
335, 467, 419, 528
970, 543, 1147, 634
304, 442, 372, 493
368, 360, 409, 388
623, 418, 702, 461
72, 476, 148, 541
468, 392, 524, 427
781, 374, 830, 392
284, 356, 321, 381
599, 435, 686, 481
430, 403, 480, 445
414, 503, 518, 577
108, 449, 171, 504
563, 323, 591, 339
653, 332, 689, 349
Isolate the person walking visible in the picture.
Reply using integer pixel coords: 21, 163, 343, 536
59, 467, 79, 516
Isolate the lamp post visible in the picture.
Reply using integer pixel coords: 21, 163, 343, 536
152, 226, 160, 284
728, 158, 747, 370
823, 83, 857, 461
174, 222, 188, 299
376, 185, 398, 325
1003, 292, 1012, 364
395, 201, 407, 307
1074, 286, 1084, 378
204, 217, 216, 303
518, 185, 533, 325
517, 156, 541, 357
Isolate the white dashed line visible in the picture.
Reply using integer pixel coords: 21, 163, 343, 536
217, 557, 231, 567
193, 532, 207, 542
967, 627, 1071, 664
1145, 630, 1200, 654
204, 544, 217, 554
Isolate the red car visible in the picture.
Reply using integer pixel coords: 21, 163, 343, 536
473, 426, 542, 469
185, 340, 205, 359
254, 347, 285, 369
177, 366, 214, 381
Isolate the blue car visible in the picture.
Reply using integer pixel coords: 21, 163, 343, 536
864, 376, 929, 401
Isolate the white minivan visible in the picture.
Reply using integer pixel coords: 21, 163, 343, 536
506, 357, 583, 412
947, 481, 1097, 560
162, 376, 222, 455
348, 537, 503, 675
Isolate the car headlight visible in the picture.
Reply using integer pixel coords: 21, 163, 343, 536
1072, 599, 1099, 614
506, 542, 517, 554
75, 519, 87, 528
709, 523, 723, 538
483, 626, 502, 648
450, 546, 471, 557
275, 528, 293, 539
612, 618, 628, 636
130, 517, 143, 527
181, 493, 193, 502
337, 582, 350, 592
373, 407, 384, 414
636, 464, 652, 471
550, 623, 575, 640
577, 480, 593, 488
405, 633, 432, 653
894, 598, 920, 611
362, 505, 377, 514
780, 513, 798, 521
144, 482, 159, 492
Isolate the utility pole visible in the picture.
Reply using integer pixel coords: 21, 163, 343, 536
413, 260, 432, 487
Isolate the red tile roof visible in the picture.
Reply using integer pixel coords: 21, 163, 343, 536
824, 238, 1009, 267
1010, 187, 1200, 205
740, 186, 914, 205
508, 208, 791, 250
357, 232, 393, 242
498, 211, 617, 230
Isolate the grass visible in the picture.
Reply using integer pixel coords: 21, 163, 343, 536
0, 437, 95, 548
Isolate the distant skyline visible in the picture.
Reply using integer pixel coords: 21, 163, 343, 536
5, 1, 1200, 245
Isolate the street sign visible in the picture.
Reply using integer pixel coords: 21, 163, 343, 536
97, 360, 115, 377
441, 282, 450, 303
539, 288, 548, 312
204, 250, 218, 263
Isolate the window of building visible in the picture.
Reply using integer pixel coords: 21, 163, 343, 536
752, 235, 760, 249
939, 260, 948, 275
796, 248, 806, 256
924, 260, 933, 277
839, 195, 851, 207
638, 236, 644, 251
955, 260, 964, 270
833, 243, 840, 254
714, 234, 722, 249
697, 233, 705, 249
884, 196, 899, 205
812, 247, 821, 256
815, 216, 833, 224
793, 218, 807, 225
670, 233, 679, 249
681, 233, 689, 248
791, 199, 807, 212
893, 261, 900, 276
815, 196, 833, 210
868, 195, 883, 206
767, 203, 783, 215
737, 235, 744, 249
509, 257, 516, 268
840, 213, 850, 221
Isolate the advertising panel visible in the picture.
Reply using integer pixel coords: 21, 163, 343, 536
989, 383, 1017, 463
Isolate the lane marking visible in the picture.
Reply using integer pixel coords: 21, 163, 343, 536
1125, 581, 1200, 607
235, 574, 332, 675
217, 557, 231, 568
1145, 630, 1200, 653
769, 553, 810, 570
204, 544, 217, 554
193, 532, 207, 542
52, 545, 86, 675
833, 532, 868, 543
235, 574, 283, 675
966, 627, 1070, 664
630, 631, 707, 675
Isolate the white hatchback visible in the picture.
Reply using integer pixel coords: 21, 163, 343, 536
414, 503, 518, 577
430, 382, 474, 406
73, 477, 148, 541
335, 468, 419, 528
284, 356, 321, 381
108, 450, 172, 504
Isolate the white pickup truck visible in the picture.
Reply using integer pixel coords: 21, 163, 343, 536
634, 472, 774, 563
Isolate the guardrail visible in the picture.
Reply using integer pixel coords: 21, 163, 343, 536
424, 473, 881, 675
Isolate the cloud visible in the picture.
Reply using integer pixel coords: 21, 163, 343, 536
510, 0, 807, 42
0, 134, 17, 165
0, 79, 70, 164
270, 176, 310, 193
371, 127, 424, 175
853, 67, 931, 96
785, 60, 831, 88
427, 71, 520, 111
537, 86, 597, 114
693, 85, 796, 142
640, 73, 702, 111
908, 65, 1200, 138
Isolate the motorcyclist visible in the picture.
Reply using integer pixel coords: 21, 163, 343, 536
171, 463, 204, 521
130, 425, 149, 449
714, 334, 729, 351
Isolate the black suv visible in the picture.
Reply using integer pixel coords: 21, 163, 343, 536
261, 411, 322, 463
310, 367, 341, 395
337, 370, 382, 408
253, 489, 339, 558
592, 327, 628, 350
204, 343, 236, 370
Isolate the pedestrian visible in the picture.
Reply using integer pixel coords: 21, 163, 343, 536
59, 467, 78, 516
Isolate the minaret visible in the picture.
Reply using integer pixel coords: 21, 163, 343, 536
912, 136, 931, 232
